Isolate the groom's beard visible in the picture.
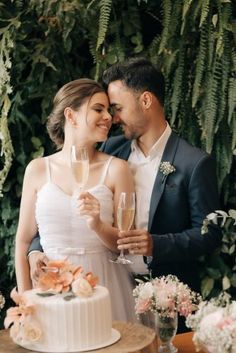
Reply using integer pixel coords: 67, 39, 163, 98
121, 123, 145, 140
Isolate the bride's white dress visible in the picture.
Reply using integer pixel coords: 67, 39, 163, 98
35, 156, 137, 322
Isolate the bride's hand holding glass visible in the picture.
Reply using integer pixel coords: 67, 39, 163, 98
77, 191, 102, 231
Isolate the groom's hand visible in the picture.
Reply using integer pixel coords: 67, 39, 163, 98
28, 252, 49, 287
117, 229, 153, 256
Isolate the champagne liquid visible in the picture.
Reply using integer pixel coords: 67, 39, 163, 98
71, 160, 89, 186
117, 208, 135, 231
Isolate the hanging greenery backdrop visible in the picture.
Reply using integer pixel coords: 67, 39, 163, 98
0, 0, 235, 327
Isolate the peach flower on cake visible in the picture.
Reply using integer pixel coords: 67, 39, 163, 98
4, 288, 35, 329
72, 278, 93, 297
72, 271, 98, 297
20, 320, 42, 343
4, 288, 42, 344
84, 272, 98, 288
37, 259, 83, 293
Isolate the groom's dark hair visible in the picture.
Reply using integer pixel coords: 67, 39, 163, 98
102, 57, 165, 106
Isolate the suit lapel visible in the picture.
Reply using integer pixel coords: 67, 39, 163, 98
148, 132, 180, 231
116, 140, 132, 160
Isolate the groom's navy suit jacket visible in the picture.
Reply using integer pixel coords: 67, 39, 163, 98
100, 131, 221, 293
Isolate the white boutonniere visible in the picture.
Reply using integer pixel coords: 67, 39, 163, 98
159, 161, 176, 182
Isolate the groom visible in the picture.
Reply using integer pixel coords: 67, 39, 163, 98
100, 57, 221, 292
100, 58, 221, 332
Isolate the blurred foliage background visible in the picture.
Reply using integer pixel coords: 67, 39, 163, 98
0, 0, 235, 327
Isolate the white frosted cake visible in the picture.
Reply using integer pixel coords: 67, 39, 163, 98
5, 260, 120, 352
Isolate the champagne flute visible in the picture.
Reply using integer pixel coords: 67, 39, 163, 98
70, 145, 89, 194
110, 192, 135, 265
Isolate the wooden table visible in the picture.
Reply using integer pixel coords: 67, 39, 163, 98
0, 323, 205, 353
0, 321, 156, 353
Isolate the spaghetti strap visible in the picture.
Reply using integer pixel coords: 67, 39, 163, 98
45, 157, 51, 182
99, 157, 114, 185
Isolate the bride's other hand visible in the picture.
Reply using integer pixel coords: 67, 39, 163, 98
77, 192, 103, 232
28, 252, 49, 287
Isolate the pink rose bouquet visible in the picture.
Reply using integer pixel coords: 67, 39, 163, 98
133, 274, 200, 319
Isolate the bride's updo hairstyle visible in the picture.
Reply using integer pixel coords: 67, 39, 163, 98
47, 78, 105, 148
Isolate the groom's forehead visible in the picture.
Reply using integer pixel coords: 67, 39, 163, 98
108, 80, 128, 93
108, 81, 132, 104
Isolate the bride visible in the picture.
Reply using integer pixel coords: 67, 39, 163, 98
15, 78, 136, 322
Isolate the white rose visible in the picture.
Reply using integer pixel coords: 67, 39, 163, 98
139, 283, 153, 299
72, 278, 93, 297
199, 309, 224, 331
21, 322, 42, 342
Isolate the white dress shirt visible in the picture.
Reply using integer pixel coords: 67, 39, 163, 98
126, 123, 172, 274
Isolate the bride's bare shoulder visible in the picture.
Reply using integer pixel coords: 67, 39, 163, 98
102, 155, 131, 181
25, 157, 46, 175
109, 155, 129, 170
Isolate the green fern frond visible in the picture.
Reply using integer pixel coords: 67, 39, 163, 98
215, 33, 231, 130
158, 0, 172, 54
216, 32, 224, 57
214, 49, 230, 136
89, 34, 97, 63
214, 0, 225, 57
170, 43, 185, 125
199, 0, 209, 28
163, 49, 178, 77
206, 21, 216, 74
96, 0, 113, 51
191, 0, 203, 23
228, 76, 236, 125
221, 1, 233, 32
215, 126, 233, 189
169, 1, 182, 37
192, 24, 208, 108
215, 1, 233, 57
181, 0, 194, 34
203, 57, 222, 153
232, 111, 236, 150
94, 58, 103, 81
149, 35, 161, 58
182, 0, 194, 19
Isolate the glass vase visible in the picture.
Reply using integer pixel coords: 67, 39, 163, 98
138, 311, 156, 329
155, 312, 178, 353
